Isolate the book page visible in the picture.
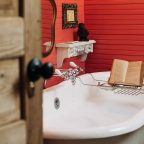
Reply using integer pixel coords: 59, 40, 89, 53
109, 59, 128, 84
140, 62, 144, 85
125, 61, 143, 86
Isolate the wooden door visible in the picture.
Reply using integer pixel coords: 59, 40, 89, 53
0, 0, 43, 144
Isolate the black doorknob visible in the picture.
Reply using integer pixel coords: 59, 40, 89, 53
27, 58, 54, 82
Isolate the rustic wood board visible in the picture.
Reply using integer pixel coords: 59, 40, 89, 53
0, 18, 24, 59
0, 59, 20, 126
0, 120, 26, 144
24, 0, 43, 144
0, 0, 18, 16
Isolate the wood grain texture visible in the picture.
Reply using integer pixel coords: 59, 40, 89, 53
24, 0, 43, 144
0, 18, 24, 59
0, 59, 20, 126
0, 121, 26, 144
0, 0, 18, 16
85, 0, 144, 73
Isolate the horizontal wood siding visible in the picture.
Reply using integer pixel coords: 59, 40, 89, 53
85, 0, 144, 73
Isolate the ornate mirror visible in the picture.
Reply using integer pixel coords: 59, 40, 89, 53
42, 0, 57, 57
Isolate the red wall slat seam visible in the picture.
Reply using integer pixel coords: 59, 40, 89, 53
85, 0, 144, 73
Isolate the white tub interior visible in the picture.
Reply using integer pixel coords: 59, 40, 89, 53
43, 72, 144, 139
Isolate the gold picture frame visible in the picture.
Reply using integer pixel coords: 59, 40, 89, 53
62, 3, 78, 29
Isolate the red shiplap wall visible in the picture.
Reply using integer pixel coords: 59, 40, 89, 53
41, 0, 53, 53
42, 0, 84, 88
85, 0, 144, 73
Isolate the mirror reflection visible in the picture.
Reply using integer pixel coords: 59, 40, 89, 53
42, 0, 57, 57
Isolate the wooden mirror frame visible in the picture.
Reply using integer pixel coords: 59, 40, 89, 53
42, 0, 57, 57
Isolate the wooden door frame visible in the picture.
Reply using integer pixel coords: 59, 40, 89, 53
20, 0, 43, 144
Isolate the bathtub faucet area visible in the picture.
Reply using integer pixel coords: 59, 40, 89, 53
55, 62, 83, 85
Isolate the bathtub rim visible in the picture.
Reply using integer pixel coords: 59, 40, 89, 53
43, 71, 144, 139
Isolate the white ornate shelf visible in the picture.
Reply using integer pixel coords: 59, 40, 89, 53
56, 40, 96, 68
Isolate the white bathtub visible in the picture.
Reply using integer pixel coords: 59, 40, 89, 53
43, 72, 144, 144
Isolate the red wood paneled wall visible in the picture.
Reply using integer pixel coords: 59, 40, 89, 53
85, 0, 144, 73
41, 0, 53, 53
42, 0, 84, 88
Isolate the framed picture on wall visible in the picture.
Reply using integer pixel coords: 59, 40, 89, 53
62, 3, 78, 29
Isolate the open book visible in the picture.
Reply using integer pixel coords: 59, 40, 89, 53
108, 59, 144, 86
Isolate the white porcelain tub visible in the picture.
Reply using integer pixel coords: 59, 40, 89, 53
43, 72, 144, 144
